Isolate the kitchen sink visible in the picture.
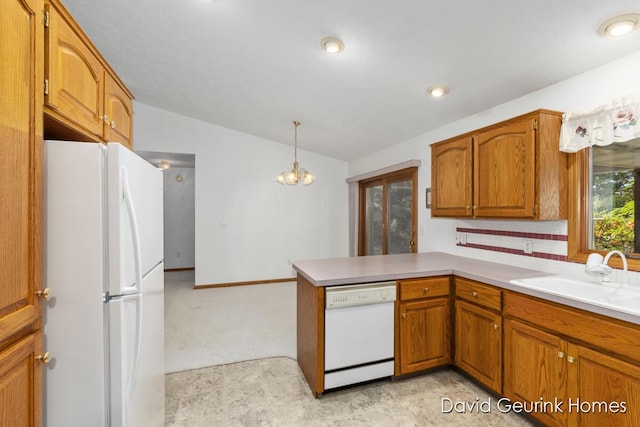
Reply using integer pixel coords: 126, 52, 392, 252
510, 275, 640, 314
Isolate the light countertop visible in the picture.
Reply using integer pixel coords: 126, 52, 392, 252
292, 252, 640, 325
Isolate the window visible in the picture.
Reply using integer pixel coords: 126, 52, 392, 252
358, 168, 417, 256
568, 138, 640, 270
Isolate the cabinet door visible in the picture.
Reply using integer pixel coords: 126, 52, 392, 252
431, 137, 473, 217
1, 0, 43, 346
454, 300, 502, 392
504, 319, 567, 426
105, 73, 133, 148
473, 118, 536, 217
0, 332, 43, 427
45, 2, 104, 139
398, 297, 450, 374
569, 344, 640, 426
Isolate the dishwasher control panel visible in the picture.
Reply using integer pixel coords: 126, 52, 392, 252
325, 281, 396, 308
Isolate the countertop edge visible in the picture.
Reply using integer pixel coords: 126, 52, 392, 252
293, 253, 640, 326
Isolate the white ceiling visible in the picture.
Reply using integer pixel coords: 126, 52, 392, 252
62, 0, 640, 161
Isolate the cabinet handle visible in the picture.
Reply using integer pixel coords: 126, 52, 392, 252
402, 313, 407, 319
472, 291, 478, 297
558, 351, 565, 359
493, 323, 499, 330
110, 120, 116, 129
35, 287, 51, 300
423, 287, 429, 294
36, 352, 51, 365
567, 356, 575, 364
465, 205, 470, 210
99, 114, 110, 124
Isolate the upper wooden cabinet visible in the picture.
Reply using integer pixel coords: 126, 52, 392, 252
1, 0, 45, 423
44, 0, 134, 148
431, 136, 473, 217
431, 110, 567, 219
104, 73, 133, 147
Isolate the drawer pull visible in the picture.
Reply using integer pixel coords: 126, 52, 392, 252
472, 291, 478, 297
558, 351, 565, 359
423, 287, 429, 293
567, 356, 575, 364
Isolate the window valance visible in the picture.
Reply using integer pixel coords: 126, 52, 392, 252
559, 94, 640, 153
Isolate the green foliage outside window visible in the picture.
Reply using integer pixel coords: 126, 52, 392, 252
592, 170, 635, 254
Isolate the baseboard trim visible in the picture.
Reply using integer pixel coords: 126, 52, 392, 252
164, 267, 195, 272
194, 277, 296, 289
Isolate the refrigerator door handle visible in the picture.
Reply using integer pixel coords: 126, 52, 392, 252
121, 166, 144, 295
123, 293, 144, 422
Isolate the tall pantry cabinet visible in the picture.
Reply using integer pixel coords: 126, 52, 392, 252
0, 0, 45, 425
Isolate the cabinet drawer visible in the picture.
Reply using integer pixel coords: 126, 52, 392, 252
398, 277, 450, 301
455, 278, 502, 311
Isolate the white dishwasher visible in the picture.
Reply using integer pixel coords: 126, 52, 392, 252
324, 281, 396, 390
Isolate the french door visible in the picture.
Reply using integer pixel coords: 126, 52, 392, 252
358, 168, 417, 256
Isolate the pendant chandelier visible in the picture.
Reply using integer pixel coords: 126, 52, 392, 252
276, 121, 315, 186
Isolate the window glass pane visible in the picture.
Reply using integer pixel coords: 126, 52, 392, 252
589, 139, 639, 256
387, 179, 413, 254
365, 185, 383, 255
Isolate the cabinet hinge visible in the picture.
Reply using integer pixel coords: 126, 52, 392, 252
43, 10, 50, 28
533, 204, 537, 216
44, 79, 49, 95
532, 119, 538, 131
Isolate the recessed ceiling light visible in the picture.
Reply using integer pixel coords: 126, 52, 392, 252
320, 37, 345, 54
599, 13, 640, 37
427, 85, 449, 98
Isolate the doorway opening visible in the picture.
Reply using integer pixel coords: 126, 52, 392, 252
137, 151, 195, 271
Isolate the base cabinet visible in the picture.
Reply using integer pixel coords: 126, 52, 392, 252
504, 292, 640, 426
455, 300, 502, 393
398, 298, 450, 374
504, 319, 568, 426
396, 277, 451, 375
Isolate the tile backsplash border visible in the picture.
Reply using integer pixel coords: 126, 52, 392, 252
456, 226, 568, 262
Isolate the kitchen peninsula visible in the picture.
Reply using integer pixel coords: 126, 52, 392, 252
294, 252, 640, 426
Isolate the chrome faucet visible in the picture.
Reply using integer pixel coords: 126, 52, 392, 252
602, 250, 628, 283
585, 250, 628, 283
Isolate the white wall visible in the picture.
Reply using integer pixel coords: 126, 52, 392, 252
163, 166, 195, 269
133, 104, 349, 285
349, 50, 640, 277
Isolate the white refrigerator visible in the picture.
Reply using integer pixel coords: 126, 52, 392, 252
43, 141, 165, 426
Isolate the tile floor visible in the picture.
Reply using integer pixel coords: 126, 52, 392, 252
165, 357, 534, 426
163, 271, 534, 426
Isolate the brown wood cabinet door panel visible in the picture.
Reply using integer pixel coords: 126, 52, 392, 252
46, 3, 104, 139
431, 137, 473, 217
454, 301, 502, 392
0, 331, 42, 427
398, 298, 451, 374
504, 319, 567, 426
105, 73, 133, 148
569, 344, 640, 426
1, 0, 43, 344
473, 118, 536, 217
